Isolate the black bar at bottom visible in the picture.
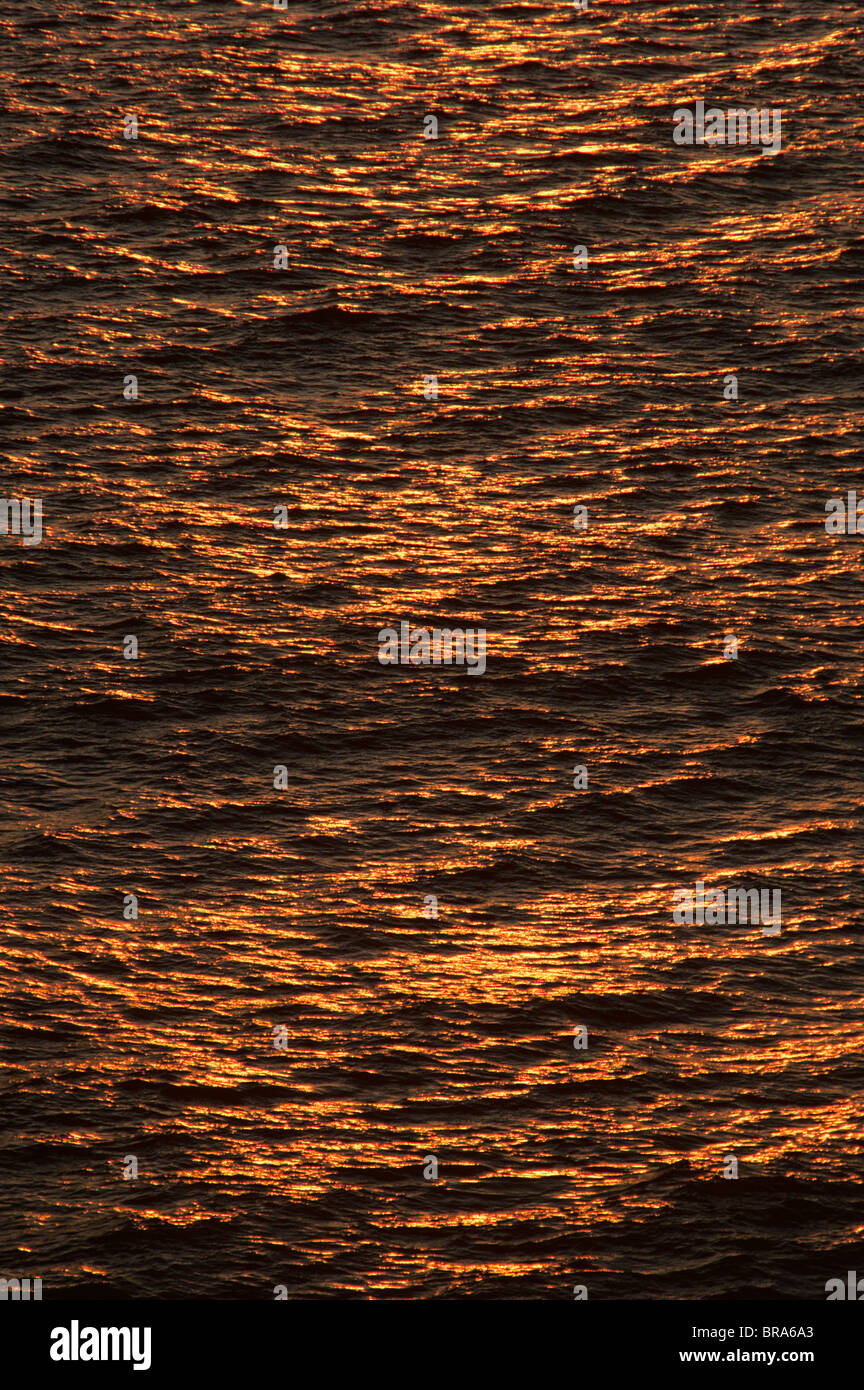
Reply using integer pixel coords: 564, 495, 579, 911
0, 1298, 854, 1379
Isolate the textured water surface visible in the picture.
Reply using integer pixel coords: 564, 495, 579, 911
1, 0, 862, 1299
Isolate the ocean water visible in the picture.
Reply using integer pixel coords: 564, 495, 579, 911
1, 0, 862, 1299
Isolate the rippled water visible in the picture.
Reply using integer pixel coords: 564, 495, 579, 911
1, 0, 862, 1299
